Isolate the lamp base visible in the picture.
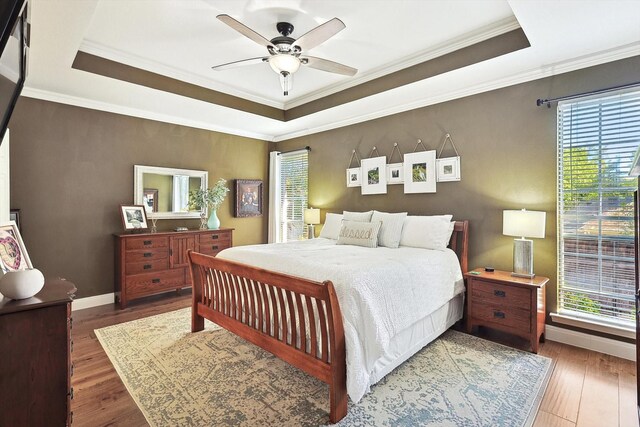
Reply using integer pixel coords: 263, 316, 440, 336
307, 224, 315, 239
512, 238, 535, 278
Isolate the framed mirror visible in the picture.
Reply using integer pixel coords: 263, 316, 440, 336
134, 165, 208, 219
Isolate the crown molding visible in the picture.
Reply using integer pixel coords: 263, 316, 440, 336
79, 39, 285, 110
20, 86, 275, 141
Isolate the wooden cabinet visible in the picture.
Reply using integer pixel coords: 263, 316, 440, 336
465, 268, 548, 353
0, 279, 76, 426
115, 228, 233, 308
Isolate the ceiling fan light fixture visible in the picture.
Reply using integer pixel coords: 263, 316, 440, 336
279, 71, 293, 96
269, 54, 300, 74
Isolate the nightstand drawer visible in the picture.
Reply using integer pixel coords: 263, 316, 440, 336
471, 280, 531, 309
470, 304, 531, 332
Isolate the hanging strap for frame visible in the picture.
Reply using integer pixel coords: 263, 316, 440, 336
368, 146, 382, 158
412, 138, 429, 152
347, 150, 361, 168
437, 133, 460, 158
388, 143, 403, 163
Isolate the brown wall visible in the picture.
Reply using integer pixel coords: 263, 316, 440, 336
9, 98, 269, 298
275, 55, 640, 322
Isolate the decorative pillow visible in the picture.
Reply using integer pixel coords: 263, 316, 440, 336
371, 211, 407, 248
319, 213, 344, 240
399, 215, 454, 251
337, 220, 381, 248
342, 210, 373, 222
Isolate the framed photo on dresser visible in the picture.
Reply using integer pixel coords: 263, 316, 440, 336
120, 205, 149, 231
0, 220, 31, 273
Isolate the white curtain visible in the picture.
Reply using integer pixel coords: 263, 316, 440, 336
268, 151, 281, 243
172, 175, 190, 212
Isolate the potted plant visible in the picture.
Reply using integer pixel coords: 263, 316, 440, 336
188, 178, 229, 230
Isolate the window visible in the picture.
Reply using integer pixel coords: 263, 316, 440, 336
557, 89, 639, 328
278, 150, 308, 242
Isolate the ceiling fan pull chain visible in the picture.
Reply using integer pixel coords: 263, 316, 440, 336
389, 142, 404, 163
347, 150, 361, 168
413, 139, 429, 152
437, 133, 460, 158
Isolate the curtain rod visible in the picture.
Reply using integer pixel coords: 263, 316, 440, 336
277, 146, 311, 155
536, 81, 640, 108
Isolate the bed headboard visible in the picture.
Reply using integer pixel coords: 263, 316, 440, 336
449, 220, 469, 274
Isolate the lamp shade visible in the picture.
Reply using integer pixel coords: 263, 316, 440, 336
304, 208, 320, 225
503, 209, 546, 239
269, 54, 301, 74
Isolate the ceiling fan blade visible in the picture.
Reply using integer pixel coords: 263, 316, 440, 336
212, 57, 268, 71
217, 14, 273, 49
291, 18, 345, 52
301, 56, 357, 76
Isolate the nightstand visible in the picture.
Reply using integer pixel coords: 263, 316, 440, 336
465, 268, 548, 353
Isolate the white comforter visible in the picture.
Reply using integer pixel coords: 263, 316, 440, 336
217, 238, 464, 402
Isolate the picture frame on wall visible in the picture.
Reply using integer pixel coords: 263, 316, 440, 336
361, 156, 387, 195
0, 220, 32, 273
346, 167, 361, 187
235, 179, 263, 217
403, 150, 436, 194
436, 156, 461, 182
120, 205, 149, 231
386, 163, 404, 185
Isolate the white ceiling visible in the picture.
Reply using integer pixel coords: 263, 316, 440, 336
23, 0, 640, 141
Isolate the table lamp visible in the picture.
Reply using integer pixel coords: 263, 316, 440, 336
503, 209, 546, 278
304, 208, 320, 239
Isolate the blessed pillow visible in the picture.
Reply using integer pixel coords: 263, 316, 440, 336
371, 211, 407, 248
342, 210, 373, 222
399, 215, 454, 251
319, 213, 344, 240
336, 220, 381, 248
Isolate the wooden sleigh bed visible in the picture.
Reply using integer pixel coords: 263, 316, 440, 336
187, 220, 469, 423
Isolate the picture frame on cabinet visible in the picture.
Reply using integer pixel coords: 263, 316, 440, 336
120, 205, 149, 231
0, 220, 32, 273
403, 150, 436, 193
361, 156, 388, 195
346, 167, 361, 187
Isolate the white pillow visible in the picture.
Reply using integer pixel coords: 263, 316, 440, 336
399, 215, 454, 251
371, 211, 407, 248
343, 210, 373, 222
319, 213, 343, 240
337, 220, 381, 248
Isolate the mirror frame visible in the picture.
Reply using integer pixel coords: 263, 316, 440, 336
134, 165, 208, 219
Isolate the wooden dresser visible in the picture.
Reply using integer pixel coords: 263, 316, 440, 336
465, 269, 548, 353
115, 228, 233, 308
0, 279, 76, 426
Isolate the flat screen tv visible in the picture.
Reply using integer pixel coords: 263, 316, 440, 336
0, 0, 27, 144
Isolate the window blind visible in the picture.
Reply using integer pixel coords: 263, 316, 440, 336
557, 89, 640, 327
278, 150, 308, 242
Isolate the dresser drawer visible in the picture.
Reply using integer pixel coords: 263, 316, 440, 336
126, 269, 184, 297
196, 242, 227, 256
470, 303, 531, 333
125, 248, 169, 263
197, 231, 231, 245
471, 280, 531, 309
125, 259, 170, 275
125, 236, 169, 250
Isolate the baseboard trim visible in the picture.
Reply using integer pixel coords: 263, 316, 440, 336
546, 325, 636, 361
72, 293, 115, 311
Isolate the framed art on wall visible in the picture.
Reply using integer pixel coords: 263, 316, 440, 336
436, 156, 461, 182
120, 205, 149, 231
387, 163, 403, 185
0, 220, 32, 273
403, 150, 436, 193
235, 179, 263, 217
361, 156, 387, 195
346, 167, 361, 187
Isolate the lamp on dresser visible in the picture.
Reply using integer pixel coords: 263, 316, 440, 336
304, 208, 320, 239
503, 209, 546, 278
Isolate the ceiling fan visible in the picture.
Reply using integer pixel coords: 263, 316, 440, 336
213, 14, 358, 96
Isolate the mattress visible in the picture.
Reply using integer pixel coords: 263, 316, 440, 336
217, 238, 464, 402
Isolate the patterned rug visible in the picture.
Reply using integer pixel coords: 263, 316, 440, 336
95, 308, 553, 427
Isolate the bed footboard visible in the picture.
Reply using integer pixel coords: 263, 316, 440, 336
187, 250, 348, 423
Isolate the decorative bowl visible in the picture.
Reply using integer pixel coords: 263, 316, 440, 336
0, 268, 45, 300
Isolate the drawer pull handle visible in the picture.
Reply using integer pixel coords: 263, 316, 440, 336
212, 235, 219, 240
493, 311, 505, 319
212, 245, 218, 250
143, 252, 152, 257
494, 290, 506, 297
143, 264, 152, 270
143, 240, 152, 245
71, 363, 74, 377
152, 278, 161, 283
69, 387, 74, 400
70, 340, 74, 353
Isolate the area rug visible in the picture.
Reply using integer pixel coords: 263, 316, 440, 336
95, 308, 553, 427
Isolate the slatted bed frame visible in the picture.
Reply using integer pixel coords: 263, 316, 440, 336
188, 220, 468, 423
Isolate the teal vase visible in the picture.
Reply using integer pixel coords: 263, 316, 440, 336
207, 209, 220, 230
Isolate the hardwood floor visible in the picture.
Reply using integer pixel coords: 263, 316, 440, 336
70, 293, 638, 427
